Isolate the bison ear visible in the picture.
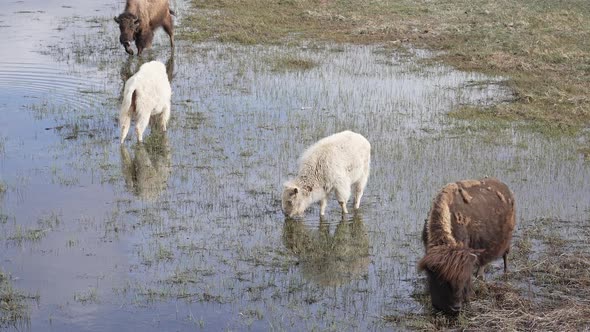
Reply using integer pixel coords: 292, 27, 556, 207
114, 16, 120, 23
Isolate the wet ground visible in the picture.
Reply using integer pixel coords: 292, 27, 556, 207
0, 0, 589, 331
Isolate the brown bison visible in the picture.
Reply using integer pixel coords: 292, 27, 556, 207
418, 178, 516, 314
114, 0, 175, 56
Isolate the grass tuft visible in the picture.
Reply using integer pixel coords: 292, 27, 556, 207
271, 56, 318, 72
0, 270, 37, 328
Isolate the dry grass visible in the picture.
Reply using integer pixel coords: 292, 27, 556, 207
181, 0, 590, 130
464, 253, 590, 331
385, 254, 590, 331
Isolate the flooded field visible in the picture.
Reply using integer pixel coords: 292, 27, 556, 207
1, 0, 589, 331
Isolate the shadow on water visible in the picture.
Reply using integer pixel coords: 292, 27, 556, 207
119, 53, 176, 95
283, 211, 370, 286
120, 133, 171, 201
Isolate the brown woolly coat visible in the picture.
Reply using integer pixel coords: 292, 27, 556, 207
422, 178, 516, 272
117, 0, 174, 56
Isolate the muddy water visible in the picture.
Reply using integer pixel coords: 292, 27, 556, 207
0, 0, 589, 331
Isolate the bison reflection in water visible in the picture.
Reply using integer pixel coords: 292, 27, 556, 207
120, 133, 171, 201
283, 212, 370, 286
120, 54, 175, 84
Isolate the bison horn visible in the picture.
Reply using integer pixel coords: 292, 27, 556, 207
114, 16, 120, 23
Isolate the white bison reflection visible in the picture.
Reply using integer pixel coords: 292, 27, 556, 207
120, 134, 171, 200
283, 212, 370, 286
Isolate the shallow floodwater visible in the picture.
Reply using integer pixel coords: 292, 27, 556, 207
0, 0, 589, 331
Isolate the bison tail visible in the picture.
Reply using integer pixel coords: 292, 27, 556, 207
169, 8, 176, 16
119, 81, 137, 144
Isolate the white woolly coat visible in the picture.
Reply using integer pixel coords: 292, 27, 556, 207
119, 60, 171, 143
283, 130, 371, 217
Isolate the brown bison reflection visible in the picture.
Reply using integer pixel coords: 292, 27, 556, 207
120, 134, 171, 200
419, 178, 516, 314
120, 54, 175, 84
283, 212, 370, 286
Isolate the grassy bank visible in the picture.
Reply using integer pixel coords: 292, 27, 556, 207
180, 0, 590, 130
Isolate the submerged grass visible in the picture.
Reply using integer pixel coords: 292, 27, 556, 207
9, 227, 48, 243
271, 55, 318, 72
181, 0, 590, 130
0, 270, 37, 328
73, 288, 99, 304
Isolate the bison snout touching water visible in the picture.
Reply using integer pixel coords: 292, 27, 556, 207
282, 130, 371, 218
114, 0, 175, 56
418, 178, 516, 314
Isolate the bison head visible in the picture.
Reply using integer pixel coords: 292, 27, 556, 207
282, 182, 312, 218
418, 245, 480, 314
114, 13, 141, 55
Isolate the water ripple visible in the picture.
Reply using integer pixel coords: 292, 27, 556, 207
0, 61, 101, 109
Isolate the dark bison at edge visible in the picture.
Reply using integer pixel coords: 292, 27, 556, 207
418, 178, 516, 314
114, 0, 175, 56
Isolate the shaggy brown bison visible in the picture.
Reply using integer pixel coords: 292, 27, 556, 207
418, 178, 516, 314
114, 0, 175, 56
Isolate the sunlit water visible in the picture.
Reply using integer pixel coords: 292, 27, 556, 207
0, 0, 589, 331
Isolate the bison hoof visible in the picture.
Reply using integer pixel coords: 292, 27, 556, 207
124, 47, 134, 55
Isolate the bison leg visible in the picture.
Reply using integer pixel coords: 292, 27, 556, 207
320, 198, 328, 216
353, 176, 368, 209
334, 183, 351, 214
503, 252, 509, 273
475, 265, 486, 280
135, 37, 143, 56
160, 103, 170, 131
135, 110, 151, 143
339, 201, 348, 215
120, 116, 131, 144
136, 30, 153, 57
162, 15, 175, 49
119, 110, 132, 144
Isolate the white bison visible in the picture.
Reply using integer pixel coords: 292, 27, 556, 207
282, 130, 371, 217
119, 60, 171, 144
